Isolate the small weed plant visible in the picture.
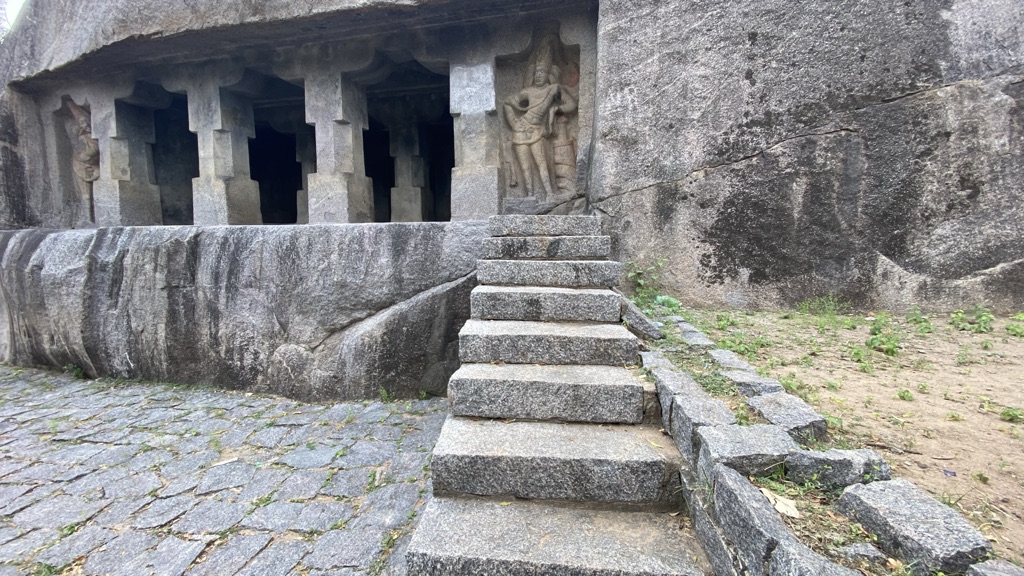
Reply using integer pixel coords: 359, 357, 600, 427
905, 306, 935, 334
626, 259, 665, 309
1007, 323, 1024, 338
1001, 408, 1024, 424
865, 314, 900, 356
949, 306, 995, 334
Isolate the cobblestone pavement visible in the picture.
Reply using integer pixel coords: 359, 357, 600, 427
0, 365, 447, 575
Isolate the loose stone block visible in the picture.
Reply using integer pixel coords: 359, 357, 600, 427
476, 259, 623, 288
622, 297, 665, 340
967, 560, 1024, 576
640, 351, 675, 371
449, 363, 644, 424
671, 395, 736, 465
431, 418, 681, 506
680, 331, 716, 348
769, 540, 861, 576
836, 542, 888, 569
720, 370, 785, 397
459, 320, 639, 366
488, 215, 602, 237
786, 449, 891, 489
746, 393, 828, 442
470, 285, 621, 323
836, 479, 992, 575
482, 235, 611, 260
697, 425, 799, 482
709, 349, 756, 372
651, 366, 704, 430
712, 464, 790, 576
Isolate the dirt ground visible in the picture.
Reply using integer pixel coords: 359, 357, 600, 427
677, 304, 1024, 566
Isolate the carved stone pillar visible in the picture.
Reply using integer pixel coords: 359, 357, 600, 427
389, 123, 429, 222
449, 60, 501, 220
90, 99, 163, 226
304, 69, 373, 223
295, 129, 316, 224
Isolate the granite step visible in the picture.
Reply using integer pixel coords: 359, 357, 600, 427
470, 285, 622, 323
448, 363, 644, 423
431, 417, 681, 506
407, 496, 711, 575
489, 214, 601, 237
459, 319, 639, 366
477, 260, 622, 288
482, 235, 611, 260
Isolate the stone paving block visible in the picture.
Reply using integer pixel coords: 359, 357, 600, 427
350, 483, 421, 530
459, 319, 639, 366
0, 485, 31, 510
640, 351, 675, 370
967, 560, 1024, 575
172, 500, 246, 534
248, 425, 290, 448
105, 471, 164, 499
238, 467, 290, 502
13, 494, 110, 529
160, 473, 201, 499
277, 469, 332, 502
786, 449, 891, 489
747, 393, 828, 442
321, 468, 371, 498
836, 479, 992, 574
835, 542, 887, 569
476, 260, 623, 288
719, 370, 785, 397
340, 440, 396, 468
697, 424, 799, 482
83, 531, 160, 575
622, 297, 664, 340
184, 533, 272, 576
482, 235, 611, 260
294, 501, 354, 532
651, 366, 706, 431
195, 461, 256, 495
93, 497, 154, 527
237, 540, 310, 576
35, 524, 117, 565
305, 527, 387, 571
132, 495, 197, 529
472, 285, 621, 323
671, 395, 736, 464
241, 501, 303, 531
0, 528, 59, 563
681, 330, 716, 348
709, 349, 756, 372
0, 486, 59, 516
280, 444, 342, 468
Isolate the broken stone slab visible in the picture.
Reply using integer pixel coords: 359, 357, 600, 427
640, 351, 674, 371
681, 331, 716, 348
482, 235, 611, 260
476, 259, 623, 288
621, 296, 664, 340
967, 560, 1024, 576
406, 496, 709, 575
448, 363, 644, 424
459, 319, 639, 366
785, 449, 891, 490
746, 393, 827, 443
697, 424, 799, 482
708, 349, 756, 372
488, 215, 602, 237
835, 542, 888, 570
769, 540, 861, 576
836, 479, 992, 575
671, 395, 736, 465
431, 417, 681, 507
677, 466, 739, 576
651, 366, 704, 430
470, 285, 621, 323
720, 370, 785, 397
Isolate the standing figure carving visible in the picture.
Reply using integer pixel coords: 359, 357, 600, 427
503, 31, 579, 202
66, 99, 99, 224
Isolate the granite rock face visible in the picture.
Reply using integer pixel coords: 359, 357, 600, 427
0, 222, 486, 400
592, 0, 1024, 310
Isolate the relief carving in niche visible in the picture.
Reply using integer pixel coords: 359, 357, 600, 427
64, 98, 99, 225
502, 25, 580, 213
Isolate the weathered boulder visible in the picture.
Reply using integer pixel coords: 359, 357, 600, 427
0, 222, 487, 400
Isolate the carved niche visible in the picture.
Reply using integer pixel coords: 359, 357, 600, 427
63, 98, 99, 226
500, 24, 580, 214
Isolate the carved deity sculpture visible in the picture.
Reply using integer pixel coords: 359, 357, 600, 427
503, 31, 579, 202
66, 99, 99, 224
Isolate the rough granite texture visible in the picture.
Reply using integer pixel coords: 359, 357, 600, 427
431, 418, 681, 506
786, 449, 891, 490
458, 319, 639, 366
448, 363, 643, 423
476, 259, 623, 288
0, 223, 485, 400
621, 296, 665, 340
709, 349, 756, 372
407, 497, 709, 576
592, 0, 1024, 310
711, 464, 790, 576
746, 393, 828, 443
470, 285, 621, 323
720, 370, 785, 397
488, 215, 602, 237
697, 424, 799, 482
836, 479, 992, 575
670, 395, 736, 465
482, 235, 611, 260
967, 560, 1024, 576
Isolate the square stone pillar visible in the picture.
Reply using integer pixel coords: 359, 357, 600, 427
450, 61, 501, 220
185, 80, 262, 226
390, 125, 429, 222
295, 129, 316, 225
305, 70, 373, 223
90, 100, 163, 226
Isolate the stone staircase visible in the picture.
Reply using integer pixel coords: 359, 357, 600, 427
406, 215, 711, 575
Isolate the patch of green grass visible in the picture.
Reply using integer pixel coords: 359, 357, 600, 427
896, 389, 914, 401
62, 364, 87, 379
865, 314, 901, 356
31, 565, 60, 576
950, 306, 995, 334
779, 373, 817, 403
1007, 323, 1024, 337
718, 333, 772, 360
796, 295, 850, 316
1000, 408, 1024, 424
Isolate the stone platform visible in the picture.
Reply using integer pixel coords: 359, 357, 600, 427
0, 365, 444, 575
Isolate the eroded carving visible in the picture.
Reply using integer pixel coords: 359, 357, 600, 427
65, 99, 99, 225
503, 28, 579, 204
